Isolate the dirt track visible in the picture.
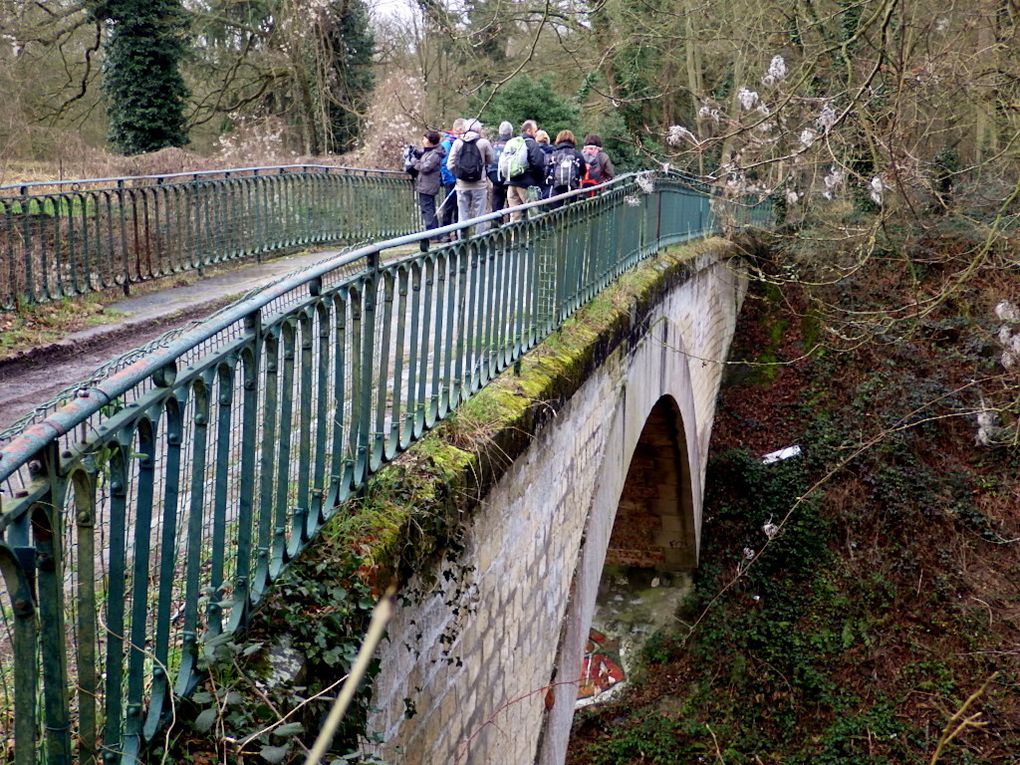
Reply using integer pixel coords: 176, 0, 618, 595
0, 306, 225, 433
0, 246, 356, 435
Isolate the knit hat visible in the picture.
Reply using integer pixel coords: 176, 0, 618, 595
498, 121, 513, 139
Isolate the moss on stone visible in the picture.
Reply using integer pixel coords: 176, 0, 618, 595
325, 237, 736, 591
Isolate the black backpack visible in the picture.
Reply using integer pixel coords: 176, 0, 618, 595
551, 148, 581, 189
454, 139, 484, 183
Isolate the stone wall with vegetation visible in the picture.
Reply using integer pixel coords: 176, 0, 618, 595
362, 237, 747, 764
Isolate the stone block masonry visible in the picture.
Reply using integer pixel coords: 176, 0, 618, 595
366, 239, 747, 764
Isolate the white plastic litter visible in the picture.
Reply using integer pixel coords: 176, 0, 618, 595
762, 445, 802, 464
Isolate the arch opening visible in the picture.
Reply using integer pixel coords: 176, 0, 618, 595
607, 394, 696, 572
575, 395, 698, 709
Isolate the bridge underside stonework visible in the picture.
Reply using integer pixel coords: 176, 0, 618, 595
367, 239, 747, 764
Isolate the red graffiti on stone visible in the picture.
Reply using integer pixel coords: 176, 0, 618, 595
577, 629, 625, 700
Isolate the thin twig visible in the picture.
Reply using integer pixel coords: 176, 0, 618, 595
304, 585, 397, 765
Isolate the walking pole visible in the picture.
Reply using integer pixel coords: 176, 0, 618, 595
436, 188, 460, 240
436, 188, 457, 216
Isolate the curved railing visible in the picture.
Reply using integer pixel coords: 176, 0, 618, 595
0, 172, 771, 764
0, 164, 418, 309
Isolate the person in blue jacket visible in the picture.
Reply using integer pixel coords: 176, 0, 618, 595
438, 118, 465, 239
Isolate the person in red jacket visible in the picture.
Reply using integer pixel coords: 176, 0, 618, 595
580, 133, 616, 188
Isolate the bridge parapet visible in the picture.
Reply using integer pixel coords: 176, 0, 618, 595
0, 164, 418, 309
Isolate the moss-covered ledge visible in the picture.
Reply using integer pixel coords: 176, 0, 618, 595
332, 236, 739, 592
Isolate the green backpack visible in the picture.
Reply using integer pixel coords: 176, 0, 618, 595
497, 136, 530, 181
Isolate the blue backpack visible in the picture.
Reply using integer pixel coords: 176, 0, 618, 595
488, 139, 508, 184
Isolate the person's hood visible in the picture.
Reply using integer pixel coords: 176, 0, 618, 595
556, 140, 577, 149
461, 118, 483, 143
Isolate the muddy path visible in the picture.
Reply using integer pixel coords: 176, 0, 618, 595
0, 306, 218, 433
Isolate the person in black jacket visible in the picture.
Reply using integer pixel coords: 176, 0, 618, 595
505, 120, 547, 221
546, 129, 586, 210
487, 121, 513, 219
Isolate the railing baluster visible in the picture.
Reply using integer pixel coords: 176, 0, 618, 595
452, 244, 469, 407
256, 331, 280, 596
439, 251, 455, 418
404, 262, 421, 447
30, 471, 72, 764
389, 266, 409, 458
0, 513, 38, 765
145, 391, 184, 740
117, 180, 129, 291
481, 239, 498, 383
72, 467, 99, 765
102, 438, 130, 761
357, 263, 377, 485
417, 257, 434, 433
273, 323, 297, 574
175, 373, 212, 700
311, 300, 331, 532
207, 361, 236, 636
124, 417, 157, 762
20, 189, 33, 303
372, 271, 394, 471
293, 311, 313, 553
329, 292, 349, 504
233, 338, 260, 630
498, 227, 516, 367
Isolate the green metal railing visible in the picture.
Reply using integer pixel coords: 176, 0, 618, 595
0, 165, 418, 310
0, 171, 770, 764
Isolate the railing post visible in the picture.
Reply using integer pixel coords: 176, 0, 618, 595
356, 251, 380, 487
32, 449, 73, 764
74, 460, 99, 765
117, 179, 130, 295
656, 185, 663, 245
1, 505, 39, 765
230, 309, 261, 630
19, 184, 35, 304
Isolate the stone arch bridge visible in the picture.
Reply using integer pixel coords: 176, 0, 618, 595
367, 241, 746, 764
0, 171, 760, 765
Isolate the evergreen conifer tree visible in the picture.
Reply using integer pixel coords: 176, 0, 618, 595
323, 0, 375, 153
90, 0, 190, 155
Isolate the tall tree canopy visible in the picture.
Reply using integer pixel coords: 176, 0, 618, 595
190, 0, 376, 155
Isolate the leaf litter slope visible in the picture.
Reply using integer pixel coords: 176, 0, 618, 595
568, 240, 1020, 765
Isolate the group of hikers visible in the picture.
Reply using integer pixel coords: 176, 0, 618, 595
404, 117, 616, 241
